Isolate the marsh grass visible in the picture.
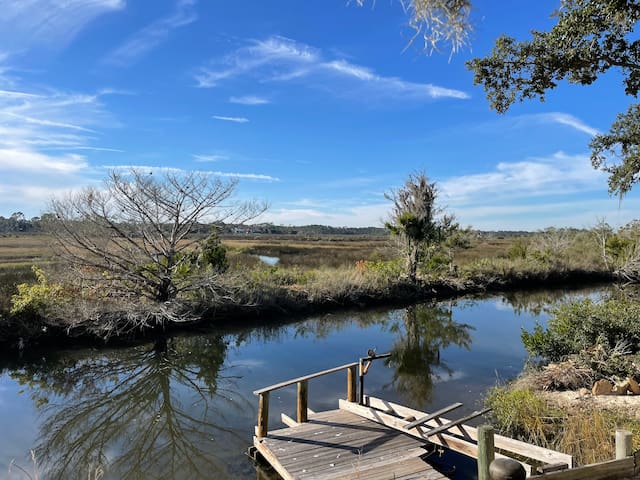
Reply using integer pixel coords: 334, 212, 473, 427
225, 237, 394, 269
486, 386, 640, 466
0, 230, 616, 344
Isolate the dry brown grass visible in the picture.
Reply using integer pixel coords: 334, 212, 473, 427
487, 385, 640, 466
526, 361, 595, 391
0, 235, 55, 266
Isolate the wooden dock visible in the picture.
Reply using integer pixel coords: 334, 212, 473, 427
250, 354, 640, 480
255, 408, 448, 479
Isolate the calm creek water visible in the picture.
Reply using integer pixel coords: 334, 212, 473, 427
0, 286, 608, 479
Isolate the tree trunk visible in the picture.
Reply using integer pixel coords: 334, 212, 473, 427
407, 244, 419, 283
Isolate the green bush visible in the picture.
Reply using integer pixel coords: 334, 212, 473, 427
507, 239, 528, 260
10, 266, 66, 316
522, 298, 640, 376
249, 265, 314, 286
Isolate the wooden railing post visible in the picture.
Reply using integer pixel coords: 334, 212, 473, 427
616, 429, 632, 459
477, 424, 495, 480
297, 380, 308, 423
347, 365, 357, 402
257, 392, 269, 438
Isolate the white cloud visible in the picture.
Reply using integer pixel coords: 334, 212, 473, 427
103, 165, 279, 181
193, 154, 229, 162
528, 113, 600, 136
103, 0, 197, 67
0, 0, 124, 52
0, 58, 121, 216
196, 36, 469, 102
229, 95, 270, 105
449, 197, 640, 231
213, 115, 249, 123
322, 60, 469, 100
440, 151, 605, 204
256, 203, 388, 227
210, 171, 278, 181
0, 149, 87, 173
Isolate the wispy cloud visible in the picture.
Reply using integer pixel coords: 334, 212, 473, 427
193, 153, 229, 162
0, 0, 124, 52
196, 36, 469, 102
104, 165, 279, 181
103, 0, 197, 67
440, 151, 605, 204
321, 59, 469, 100
213, 115, 249, 123
0, 149, 87, 174
229, 95, 270, 105
0, 57, 121, 214
526, 113, 600, 136
257, 203, 388, 227
211, 171, 278, 181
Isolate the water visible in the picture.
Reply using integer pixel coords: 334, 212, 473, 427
257, 255, 280, 266
0, 286, 607, 479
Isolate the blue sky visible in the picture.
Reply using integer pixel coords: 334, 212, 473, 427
0, 0, 637, 230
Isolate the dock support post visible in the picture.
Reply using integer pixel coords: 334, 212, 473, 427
477, 424, 495, 480
347, 365, 357, 402
297, 380, 308, 423
616, 429, 632, 459
257, 392, 269, 438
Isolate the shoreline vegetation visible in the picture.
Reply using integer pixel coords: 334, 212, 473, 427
485, 291, 640, 466
0, 226, 619, 350
4, 224, 640, 466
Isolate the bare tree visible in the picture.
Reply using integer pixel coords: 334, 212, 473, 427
48, 168, 266, 302
385, 172, 456, 282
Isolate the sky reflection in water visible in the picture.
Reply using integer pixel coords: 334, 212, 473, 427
0, 287, 606, 479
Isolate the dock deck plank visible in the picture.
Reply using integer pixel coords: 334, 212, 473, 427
254, 409, 449, 479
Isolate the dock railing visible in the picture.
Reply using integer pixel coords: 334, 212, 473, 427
253, 352, 390, 437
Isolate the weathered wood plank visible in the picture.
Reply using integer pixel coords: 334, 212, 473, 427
254, 435, 295, 480
256, 391, 269, 438
364, 395, 573, 467
297, 380, 308, 423
281, 412, 298, 428
329, 456, 446, 480
339, 399, 533, 475
477, 425, 495, 480
254, 362, 359, 395
347, 364, 357, 403
404, 402, 463, 429
424, 408, 492, 437
255, 408, 445, 479
528, 456, 634, 480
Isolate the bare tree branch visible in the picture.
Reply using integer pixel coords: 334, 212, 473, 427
47, 168, 267, 302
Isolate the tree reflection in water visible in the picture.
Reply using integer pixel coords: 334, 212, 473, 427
386, 302, 474, 406
10, 335, 248, 480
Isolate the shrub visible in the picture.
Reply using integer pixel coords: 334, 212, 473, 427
507, 239, 528, 260
522, 297, 640, 377
10, 266, 66, 317
522, 298, 640, 362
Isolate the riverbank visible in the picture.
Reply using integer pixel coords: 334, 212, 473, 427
485, 292, 640, 466
486, 377, 640, 466
0, 265, 614, 351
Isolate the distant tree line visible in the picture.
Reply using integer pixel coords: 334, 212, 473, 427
0, 212, 48, 233
0, 214, 390, 237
